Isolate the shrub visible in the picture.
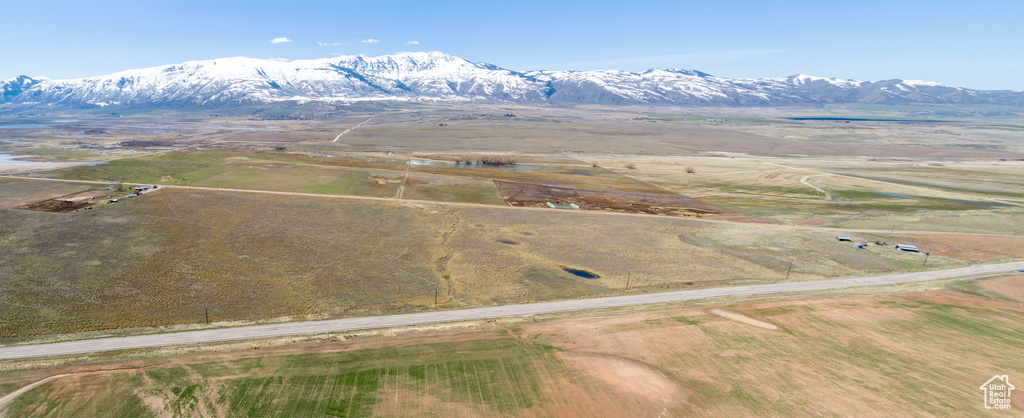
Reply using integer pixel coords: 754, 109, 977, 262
479, 156, 517, 166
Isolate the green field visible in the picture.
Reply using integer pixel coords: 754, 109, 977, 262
400, 173, 506, 205
201, 340, 551, 417
51, 150, 405, 197
3, 338, 556, 417
45, 149, 674, 202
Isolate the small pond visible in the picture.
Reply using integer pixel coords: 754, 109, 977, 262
563, 268, 600, 279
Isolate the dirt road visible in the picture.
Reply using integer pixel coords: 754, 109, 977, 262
0, 373, 70, 408
332, 117, 372, 142
2, 175, 1021, 238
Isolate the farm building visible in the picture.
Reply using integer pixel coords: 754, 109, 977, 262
895, 244, 919, 252
837, 236, 852, 241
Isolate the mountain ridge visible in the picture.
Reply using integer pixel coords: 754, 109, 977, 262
3, 52, 1023, 108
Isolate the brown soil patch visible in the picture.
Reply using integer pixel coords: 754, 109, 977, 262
372, 386, 486, 417
523, 290, 1024, 415
709, 309, 780, 330
370, 175, 404, 185
558, 353, 686, 408
15, 189, 109, 213
978, 275, 1024, 302
792, 217, 832, 226
16, 199, 92, 213
494, 179, 731, 217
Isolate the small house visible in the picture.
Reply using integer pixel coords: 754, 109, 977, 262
837, 236, 852, 242
895, 244, 919, 252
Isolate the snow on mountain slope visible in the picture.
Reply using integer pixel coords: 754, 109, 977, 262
2, 52, 1022, 108
768, 74, 864, 88
1, 75, 45, 101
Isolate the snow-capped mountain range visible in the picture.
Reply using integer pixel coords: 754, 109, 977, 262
3, 52, 1022, 108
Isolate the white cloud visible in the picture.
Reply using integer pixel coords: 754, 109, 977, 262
360, 38, 380, 43
271, 37, 292, 44
406, 41, 420, 45
318, 41, 346, 47
268, 57, 289, 62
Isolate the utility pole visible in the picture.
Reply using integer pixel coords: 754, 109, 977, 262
785, 260, 793, 280
434, 286, 438, 306
891, 225, 896, 234
205, 302, 209, 324
923, 252, 930, 266
625, 268, 632, 292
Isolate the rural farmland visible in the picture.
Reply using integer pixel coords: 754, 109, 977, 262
2, 102, 1023, 416
5, 1, 1024, 415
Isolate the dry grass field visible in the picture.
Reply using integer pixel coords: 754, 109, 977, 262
0, 187, 446, 338
0, 179, 98, 209
1, 185, 966, 339
2, 278, 1022, 417
441, 207, 959, 305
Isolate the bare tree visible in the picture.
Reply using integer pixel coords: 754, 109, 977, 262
115, 179, 123, 191
685, 166, 696, 173
625, 163, 636, 170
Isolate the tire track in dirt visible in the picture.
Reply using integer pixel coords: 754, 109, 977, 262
0, 374, 71, 413
800, 175, 832, 200
0, 367, 144, 415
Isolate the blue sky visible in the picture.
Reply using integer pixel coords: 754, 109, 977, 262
2, 0, 1022, 90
